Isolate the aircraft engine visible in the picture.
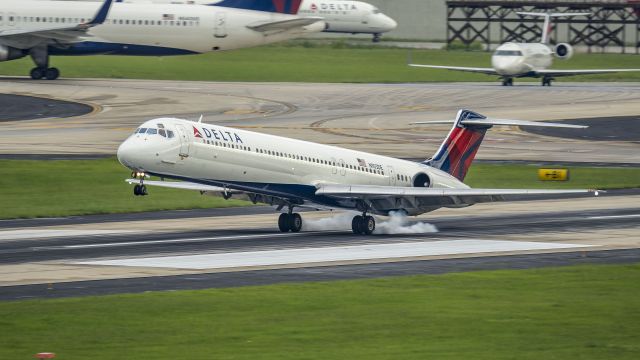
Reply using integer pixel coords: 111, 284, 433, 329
554, 43, 574, 60
412, 172, 431, 188
0, 45, 26, 62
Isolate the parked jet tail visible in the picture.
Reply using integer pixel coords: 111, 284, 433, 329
414, 110, 587, 181
215, 0, 304, 14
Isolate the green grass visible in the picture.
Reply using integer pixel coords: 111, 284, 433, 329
1, 263, 639, 359
1, 158, 638, 219
0, 44, 639, 82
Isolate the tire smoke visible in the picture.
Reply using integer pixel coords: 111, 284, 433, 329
302, 211, 438, 234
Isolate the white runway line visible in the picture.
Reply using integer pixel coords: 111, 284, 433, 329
0, 229, 139, 241
587, 214, 640, 220
79, 240, 593, 270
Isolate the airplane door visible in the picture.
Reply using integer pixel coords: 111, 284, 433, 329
339, 159, 346, 176
330, 157, 338, 175
175, 125, 191, 159
214, 12, 227, 38
387, 166, 396, 186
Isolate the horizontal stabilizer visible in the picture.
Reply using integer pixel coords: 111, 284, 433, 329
412, 118, 587, 129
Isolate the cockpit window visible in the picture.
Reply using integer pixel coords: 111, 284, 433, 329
372, 8, 381, 14
137, 128, 148, 134
495, 50, 523, 56
167, 130, 175, 138
157, 123, 165, 129
159, 129, 167, 137
146, 128, 158, 135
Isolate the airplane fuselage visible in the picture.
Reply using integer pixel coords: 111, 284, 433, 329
117, 118, 466, 216
1, 0, 322, 56
491, 42, 553, 77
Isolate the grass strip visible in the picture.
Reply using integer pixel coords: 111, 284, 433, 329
1, 45, 639, 83
1, 263, 639, 359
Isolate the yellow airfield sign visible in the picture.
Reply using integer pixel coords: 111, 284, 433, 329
538, 168, 570, 181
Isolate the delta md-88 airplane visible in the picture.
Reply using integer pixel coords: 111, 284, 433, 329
410, 12, 640, 86
0, 0, 325, 79
117, 110, 597, 235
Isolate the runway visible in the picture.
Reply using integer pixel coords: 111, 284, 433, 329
1, 192, 639, 300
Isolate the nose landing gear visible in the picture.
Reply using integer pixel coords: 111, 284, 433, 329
372, 33, 381, 43
132, 172, 148, 197
501, 78, 514, 86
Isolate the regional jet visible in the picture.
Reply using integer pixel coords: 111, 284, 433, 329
0, 0, 325, 79
117, 110, 597, 235
117, 0, 398, 42
409, 12, 640, 86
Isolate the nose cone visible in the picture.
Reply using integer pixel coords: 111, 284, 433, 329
382, 15, 397, 32
492, 56, 521, 75
117, 139, 140, 169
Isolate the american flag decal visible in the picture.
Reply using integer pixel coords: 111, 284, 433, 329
162, 14, 175, 21
357, 158, 367, 167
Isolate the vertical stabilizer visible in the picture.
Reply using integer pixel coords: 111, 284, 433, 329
516, 12, 591, 44
424, 110, 491, 182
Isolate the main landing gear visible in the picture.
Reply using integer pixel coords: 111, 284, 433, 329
542, 76, 554, 86
28, 45, 60, 80
502, 78, 514, 86
278, 212, 303, 233
351, 213, 375, 235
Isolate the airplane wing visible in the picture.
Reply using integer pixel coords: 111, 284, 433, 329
126, 179, 242, 194
0, 0, 114, 48
534, 68, 640, 77
409, 63, 498, 75
316, 184, 597, 206
247, 17, 325, 32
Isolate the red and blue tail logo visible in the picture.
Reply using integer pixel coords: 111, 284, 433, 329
425, 110, 491, 181
215, 0, 303, 14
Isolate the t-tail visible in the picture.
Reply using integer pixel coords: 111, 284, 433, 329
215, 0, 304, 14
414, 110, 588, 182
516, 12, 591, 44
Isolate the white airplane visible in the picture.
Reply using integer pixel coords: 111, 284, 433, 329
1, 0, 325, 80
117, 110, 597, 235
115, 0, 398, 42
409, 12, 640, 86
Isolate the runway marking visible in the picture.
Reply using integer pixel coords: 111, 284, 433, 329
0, 229, 139, 241
78, 240, 593, 270
587, 214, 640, 220
48, 231, 337, 250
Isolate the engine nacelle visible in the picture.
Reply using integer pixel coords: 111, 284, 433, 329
413, 172, 432, 188
0, 45, 26, 62
554, 43, 574, 60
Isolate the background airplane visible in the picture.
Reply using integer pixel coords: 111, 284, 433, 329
117, 110, 596, 235
409, 12, 640, 86
115, 0, 398, 42
1, 0, 325, 80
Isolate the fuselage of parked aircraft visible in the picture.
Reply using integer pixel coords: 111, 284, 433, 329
0, 0, 325, 79
114, 0, 397, 41
117, 110, 596, 235
410, 12, 640, 86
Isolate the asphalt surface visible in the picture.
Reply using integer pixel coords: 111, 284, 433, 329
1, 205, 638, 300
0, 94, 93, 121
3, 249, 639, 301
525, 116, 640, 142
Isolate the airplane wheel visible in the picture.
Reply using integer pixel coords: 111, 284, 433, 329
30, 67, 45, 80
45, 68, 60, 80
351, 215, 363, 234
363, 216, 376, 235
290, 213, 302, 233
140, 185, 148, 196
133, 184, 140, 196
278, 213, 291, 232
372, 34, 381, 43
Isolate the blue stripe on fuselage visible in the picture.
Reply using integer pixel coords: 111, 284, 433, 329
49, 42, 199, 56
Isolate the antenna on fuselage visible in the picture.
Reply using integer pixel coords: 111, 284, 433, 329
198, 115, 203, 123
516, 12, 590, 45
